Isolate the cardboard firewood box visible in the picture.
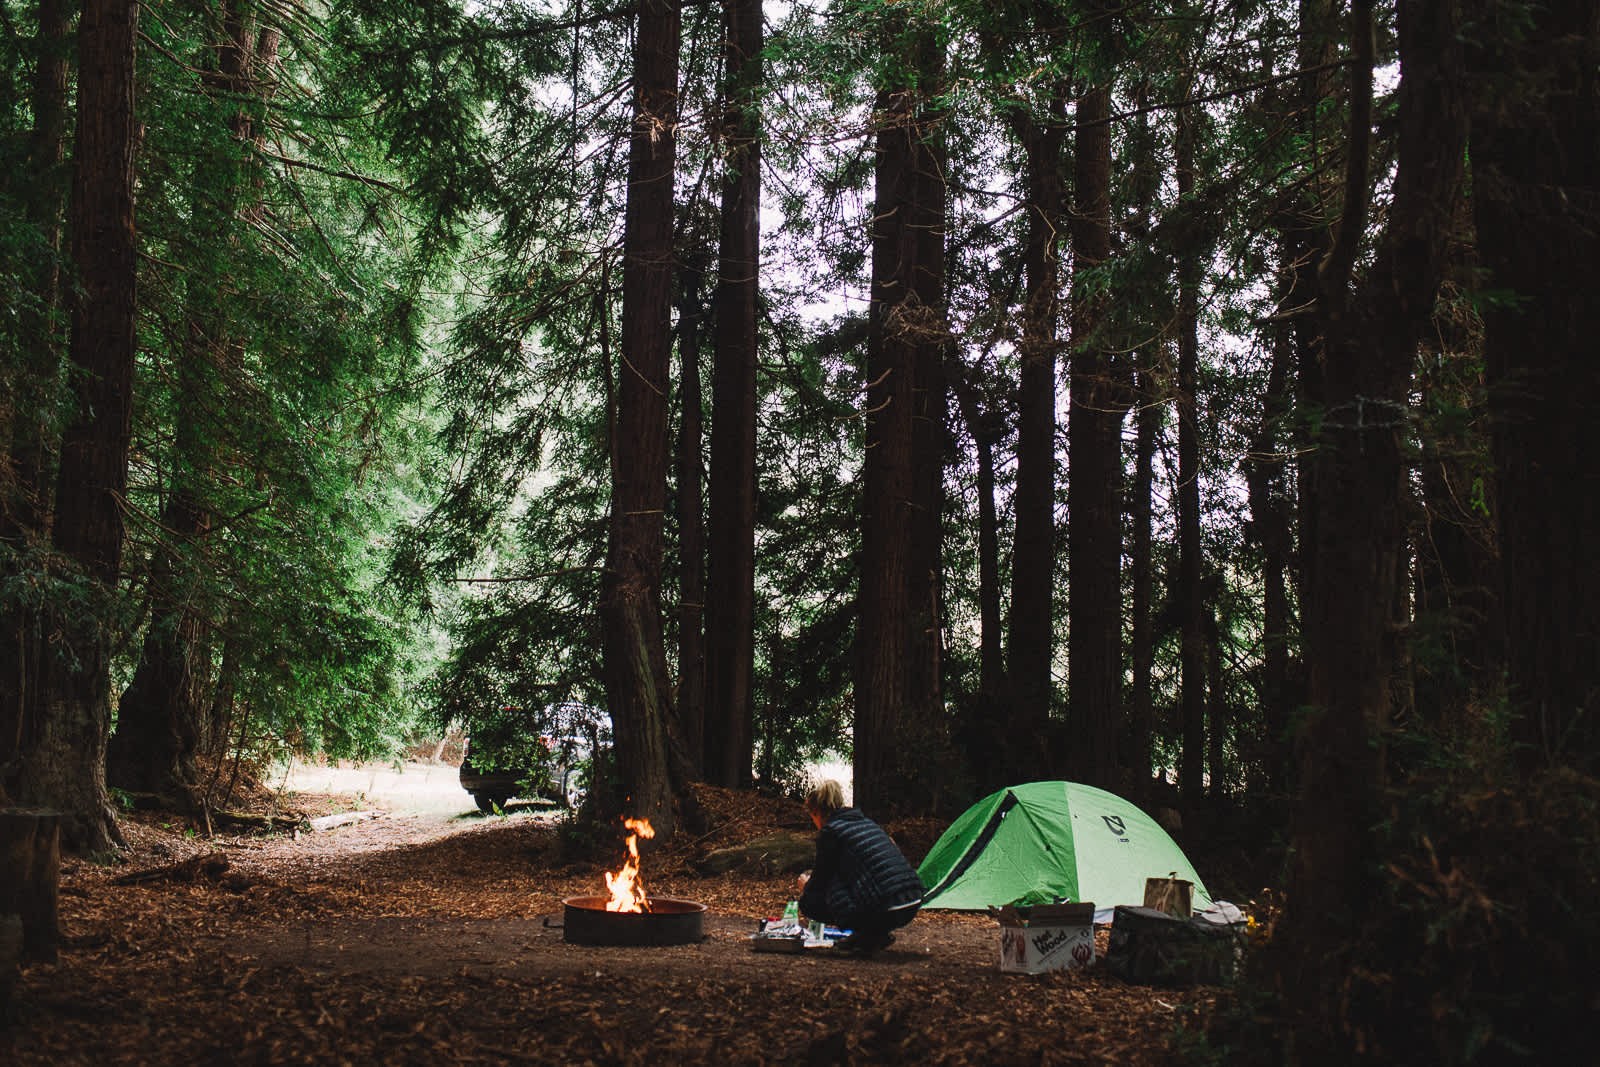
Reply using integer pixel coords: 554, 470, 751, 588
993, 901, 1096, 975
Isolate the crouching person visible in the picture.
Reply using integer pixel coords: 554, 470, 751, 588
797, 779, 923, 954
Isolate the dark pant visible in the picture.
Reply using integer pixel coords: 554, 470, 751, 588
837, 899, 920, 941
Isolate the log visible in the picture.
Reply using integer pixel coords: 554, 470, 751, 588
0, 808, 62, 964
307, 809, 387, 831
695, 831, 816, 875
210, 809, 303, 833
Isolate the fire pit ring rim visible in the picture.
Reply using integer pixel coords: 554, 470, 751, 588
561, 893, 709, 914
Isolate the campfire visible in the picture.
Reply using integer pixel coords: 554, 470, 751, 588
562, 815, 707, 946
603, 817, 655, 911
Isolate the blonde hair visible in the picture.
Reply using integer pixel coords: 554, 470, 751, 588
805, 779, 845, 819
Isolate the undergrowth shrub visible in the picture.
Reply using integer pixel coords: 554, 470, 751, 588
1365, 766, 1600, 1063
1199, 766, 1598, 1065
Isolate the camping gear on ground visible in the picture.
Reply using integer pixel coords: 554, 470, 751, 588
993, 901, 1096, 975
751, 915, 848, 952
1144, 876, 1193, 917
1104, 904, 1246, 986
917, 781, 1212, 912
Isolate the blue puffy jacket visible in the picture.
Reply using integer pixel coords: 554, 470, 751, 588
798, 807, 924, 928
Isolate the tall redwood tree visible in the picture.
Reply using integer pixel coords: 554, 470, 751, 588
1005, 86, 1067, 787
1276, 0, 1468, 1034
600, 0, 686, 837
856, 15, 947, 815
704, 0, 762, 789
1469, 0, 1600, 776
19, 0, 141, 852
1064, 41, 1126, 792
0, 0, 70, 803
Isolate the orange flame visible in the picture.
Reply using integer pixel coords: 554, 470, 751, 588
603, 817, 655, 912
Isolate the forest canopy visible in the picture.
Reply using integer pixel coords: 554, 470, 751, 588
2, 0, 1597, 1060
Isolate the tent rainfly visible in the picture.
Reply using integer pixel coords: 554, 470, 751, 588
917, 780, 1212, 912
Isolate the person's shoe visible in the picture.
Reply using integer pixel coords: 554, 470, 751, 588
837, 930, 893, 955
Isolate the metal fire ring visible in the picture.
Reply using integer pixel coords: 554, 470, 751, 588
562, 895, 708, 946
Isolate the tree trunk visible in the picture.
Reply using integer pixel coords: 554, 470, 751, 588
1245, 280, 1295, 794
1175, 96, 1205, 805
1289, 0, 1342, 636
1128, 365, 1161, 799
18, 0, 140, 855
676, 259, 706, 781
704, 0, 761, 789
1205, 596, 1226, 796
1468, 0, 1600, 776
1065, 68, 1126, 792
856, 19, 946, 816
1006, 92, 1066, 785
1411, 210, 1494, 745
1277, 0, 1468, 1035
107, 499, 206, 803
1, 0, 71, 806
950, 365, 1004, 794
601, 0, 683, 838
904, 40, 948, 809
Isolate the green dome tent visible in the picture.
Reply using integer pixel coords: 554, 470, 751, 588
917, 781, 1211, 912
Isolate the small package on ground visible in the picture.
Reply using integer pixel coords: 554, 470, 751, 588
994, 901, 1096, 974
1143, 876, 1193, 917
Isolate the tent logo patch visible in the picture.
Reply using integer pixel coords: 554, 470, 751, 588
1101, 815, 1126, 836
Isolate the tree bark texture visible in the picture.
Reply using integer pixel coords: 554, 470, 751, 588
704, 0, 761, 789
1128, 366, 1160, 799
1, 0, 71, 806
1245, 280, 1296, 794
950, 366, 1004, 795
856, 23, 947, 816
1065, 73, 1126, 792
4, 0, 69, 541
1119, 85, 1161, 801
1411, 191, 1494, 743
1278, 0, 1468, 1035
1468, 0, 1600, 775
904, 41, 949, 803
1176, 99, 1206, 804
1006, 92, 1066, 785
1289, 0, 1343, 634
601, 0, 682, 837
21, 0, 140, 854
675, 260, 707, 782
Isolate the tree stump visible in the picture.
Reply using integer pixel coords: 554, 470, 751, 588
1104, 904, 1244, 986
0, 809, 62, 965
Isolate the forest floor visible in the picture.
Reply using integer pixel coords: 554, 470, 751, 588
2, 765, 1248, 1065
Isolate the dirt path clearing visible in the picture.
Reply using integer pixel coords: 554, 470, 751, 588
3, 787, 1228, 1065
